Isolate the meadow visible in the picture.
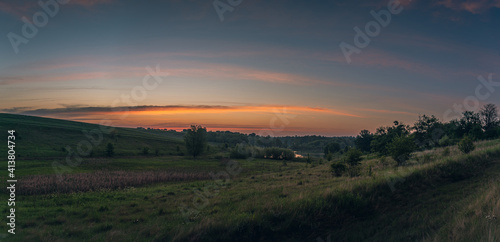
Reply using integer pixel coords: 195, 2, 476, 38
0, 114, 499, 241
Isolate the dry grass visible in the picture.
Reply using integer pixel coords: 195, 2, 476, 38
17, 170, 211, 195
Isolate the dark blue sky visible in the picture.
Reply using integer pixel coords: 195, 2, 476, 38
1, 0, 499, 135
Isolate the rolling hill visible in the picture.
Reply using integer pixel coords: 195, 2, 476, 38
0, 113, 184, 158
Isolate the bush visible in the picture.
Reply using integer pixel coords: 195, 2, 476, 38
341, 148, 363, 177
347, 166, 361, 177
326, 153, 333, 161
106, 143, 114, 157
229, 145, 264, 159
343, 148, 363, 166
379, 156, 387, 166
442, 147, 450, 156
142, 147, 149, 156
264, 147, 295, 160
438, 135, 453, 147
388, 135, 416, 166
458, 135, 475, 154
330, 162, 346, 177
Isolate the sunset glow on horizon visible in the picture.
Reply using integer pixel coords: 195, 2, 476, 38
1, 0, 499, 136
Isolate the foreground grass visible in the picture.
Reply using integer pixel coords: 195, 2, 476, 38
1, 140, 499, 241
171, 141, 500, 241
0, 158, 305, 241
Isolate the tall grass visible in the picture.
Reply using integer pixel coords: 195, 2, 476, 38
15, 171, 211, 195
172, 143, 500, 241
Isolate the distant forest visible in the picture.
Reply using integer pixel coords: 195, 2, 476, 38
136, 127, 354, 154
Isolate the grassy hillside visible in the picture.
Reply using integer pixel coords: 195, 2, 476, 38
0, 114, 499, 241
0, 113, 184, 158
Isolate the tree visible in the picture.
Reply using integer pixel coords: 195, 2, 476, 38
388, 135, 415, 166
371, 121, 410, 155
480, 104, 499, 139
355, 129, 373, 153
330, 162, 346, 177
343, 148, 363, 177
458, 111, 483, 140
458, 135, 475, 154
412, 115, 443, 149
343, 148, 363, 166
264, 147, 295, 160
324, 142, 341, 156
106, 143, 114, 157
184, 125, 207, 158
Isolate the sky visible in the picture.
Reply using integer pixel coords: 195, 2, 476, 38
1, 0, 499, 136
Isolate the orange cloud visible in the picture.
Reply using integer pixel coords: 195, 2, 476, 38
8, 105, 362, 118
104, 105, 363, 118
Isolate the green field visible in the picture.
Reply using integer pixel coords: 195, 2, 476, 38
0, 114, 499, 241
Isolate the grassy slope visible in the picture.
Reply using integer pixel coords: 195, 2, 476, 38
0, 113, 184, 158
170, 143, 500, 242
0, 114, 498, 241
0, 143, 497, 241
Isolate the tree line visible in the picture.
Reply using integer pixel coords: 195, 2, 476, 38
353, 104, 499, 164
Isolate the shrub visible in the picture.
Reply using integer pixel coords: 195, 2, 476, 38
458, 135, 475, 154
379, 156, 387, 166
106, 143, 114, 157
324, 142, 341, 155
442, 147, 450, 156
341, 148, 363, 177
229, 145, 248, 159
229, 145, 264, 159
326, 153, 333, 161
347, 166, 361, 177
330, 162, 346, 177
438, 135, 453, 147
388, 135, 416, 166
343, 148, 363, 166
142, 147, 149, 155
264, 147, 295, 160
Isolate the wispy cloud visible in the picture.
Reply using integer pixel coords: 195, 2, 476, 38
0, 71, 135, 85
69, 0, 114, 7
357, 108, 417, 116
0, 1, 36, 18
436, 0, 500, 14
0, 107, 33, 113
0, 56, 341, 87
0, 0, 114, 18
